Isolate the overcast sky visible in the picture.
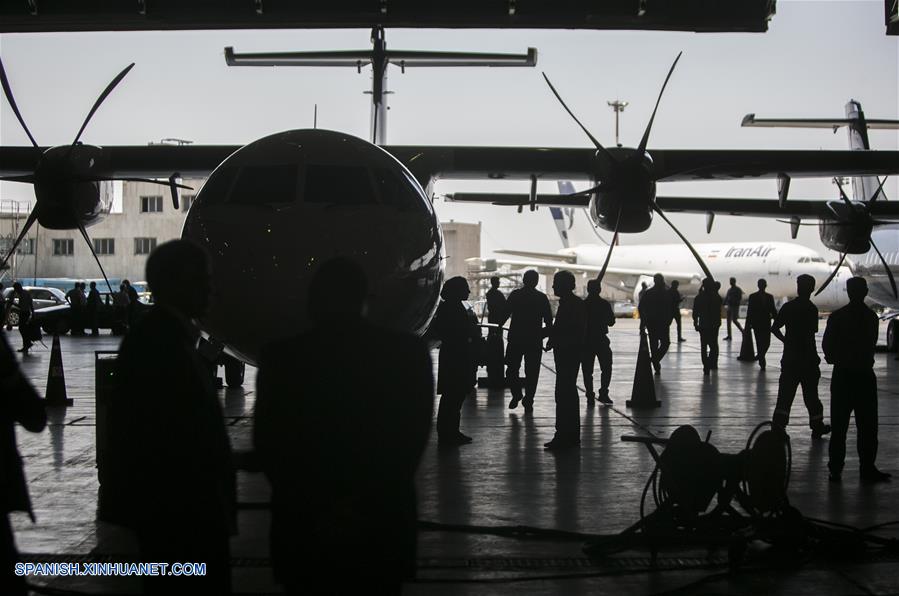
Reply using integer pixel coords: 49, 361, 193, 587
1, 0, 896, 257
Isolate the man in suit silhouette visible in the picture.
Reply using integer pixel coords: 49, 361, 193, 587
255, 257, 433, 594
746, 278, 778, 370
502, 270, 552, 413
111, 239, 236, 594
822, 277, 891, 483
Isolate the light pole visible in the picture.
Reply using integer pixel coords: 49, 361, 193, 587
607, 99, 628, 147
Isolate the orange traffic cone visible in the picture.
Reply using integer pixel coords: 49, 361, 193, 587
737, 326, 757, 362
627, 328, 661, 408
45, 334, 73, 406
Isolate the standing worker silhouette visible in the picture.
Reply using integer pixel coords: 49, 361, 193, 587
724, 277, 744, 340
693, 277, 722, 375
582, 278, 615, 407
110, 240, 236, 594
255, 257, 433, 594
638, 273, 672, 375
502, 270, 552, 413
544, 271, 586, 450
7, 283, 35, 354
429, 276, 480, 445
822, 277, 891, 483
771, 274, 831, 439
1, 332, 46, 596
746, 279, 778, 370
86, 281, 101, 336
669, 280, 686, 342
484, 276, 507, 387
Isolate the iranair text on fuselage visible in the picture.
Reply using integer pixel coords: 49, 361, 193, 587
724, 245, 776, 258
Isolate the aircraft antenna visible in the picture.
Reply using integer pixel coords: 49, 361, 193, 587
314, 104, 318, 129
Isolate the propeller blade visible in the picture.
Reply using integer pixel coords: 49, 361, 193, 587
596, 208, 622, 284
775, 219, 819, 226
0, 174, 35, 183
169, 172, 182, 210
814, 252, 847, 297
636, 51, 682, 156
870, 239, 898, 299
71, 63, 135, 146
0, 209, 38, 272
74, 220, 114, 294
833, 177, 852, 205
653, 204, 714, 281
868, 176, 888, 203
541, 72, 616, 164
0, 56, 39, 147
77, 176, 192, 191
562, 182, 608, 199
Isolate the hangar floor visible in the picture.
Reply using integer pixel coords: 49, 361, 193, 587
8, 318, 899, 595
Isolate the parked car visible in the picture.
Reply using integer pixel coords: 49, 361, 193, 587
2, 286, 150, 335
2, 286, 69, 328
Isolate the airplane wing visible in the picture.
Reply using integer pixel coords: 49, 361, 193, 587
446, 192, 899, 221
3, 144, 898, 191
655, 196, 899, 220
481, 255, 700, 289
386, 146, 899, 185
0, 146, 239, 178
494, 249, 577, 263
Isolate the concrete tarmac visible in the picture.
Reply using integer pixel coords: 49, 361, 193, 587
7, 319, 898, 594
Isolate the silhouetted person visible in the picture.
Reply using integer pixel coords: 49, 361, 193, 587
669, 279, 686, 342
65, 282, 86, 336
110, 240, 235, 594
582, 279, 614, 407
114, 282, 131, 334
123, 279, 140, 329
255, 257, 433, 594
746, 278, 778, 370
430, 276, 480, 445
771, 274, 831, 439
724, 277, 744, 340
638, 281, 648, 303
693, 278, 722, 375
7, 283, 34, 354
484, 276, 507, 387
1, 333, 45, 596
544, 271, 585, 450
822, 277, 891, 483
638, 273, 672, 375
86, 281, 101, 336
502, 270, 552, 413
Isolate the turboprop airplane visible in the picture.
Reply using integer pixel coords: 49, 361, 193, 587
2, 53, 899, 366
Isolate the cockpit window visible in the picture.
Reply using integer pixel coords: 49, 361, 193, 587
372, 167, 426, 212
303, 164, 378, 205
810, 257, 825, 263
229, 164, 299, 205
798, 257, 808, 263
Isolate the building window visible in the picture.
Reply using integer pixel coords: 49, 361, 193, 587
16, 238, 35, 255
93, 238, 115, 255
134, 237, 157, 255
140, 195, 163, 213
53, 239, 74, 256
182, 194, 195, 212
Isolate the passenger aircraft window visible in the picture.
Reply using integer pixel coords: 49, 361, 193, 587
304, 164, 377, 205
228, 164, 299, 205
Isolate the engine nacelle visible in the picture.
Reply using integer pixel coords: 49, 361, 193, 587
818, 201, 874, 254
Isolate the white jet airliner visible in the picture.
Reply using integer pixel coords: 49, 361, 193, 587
490, 182, 851, 311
